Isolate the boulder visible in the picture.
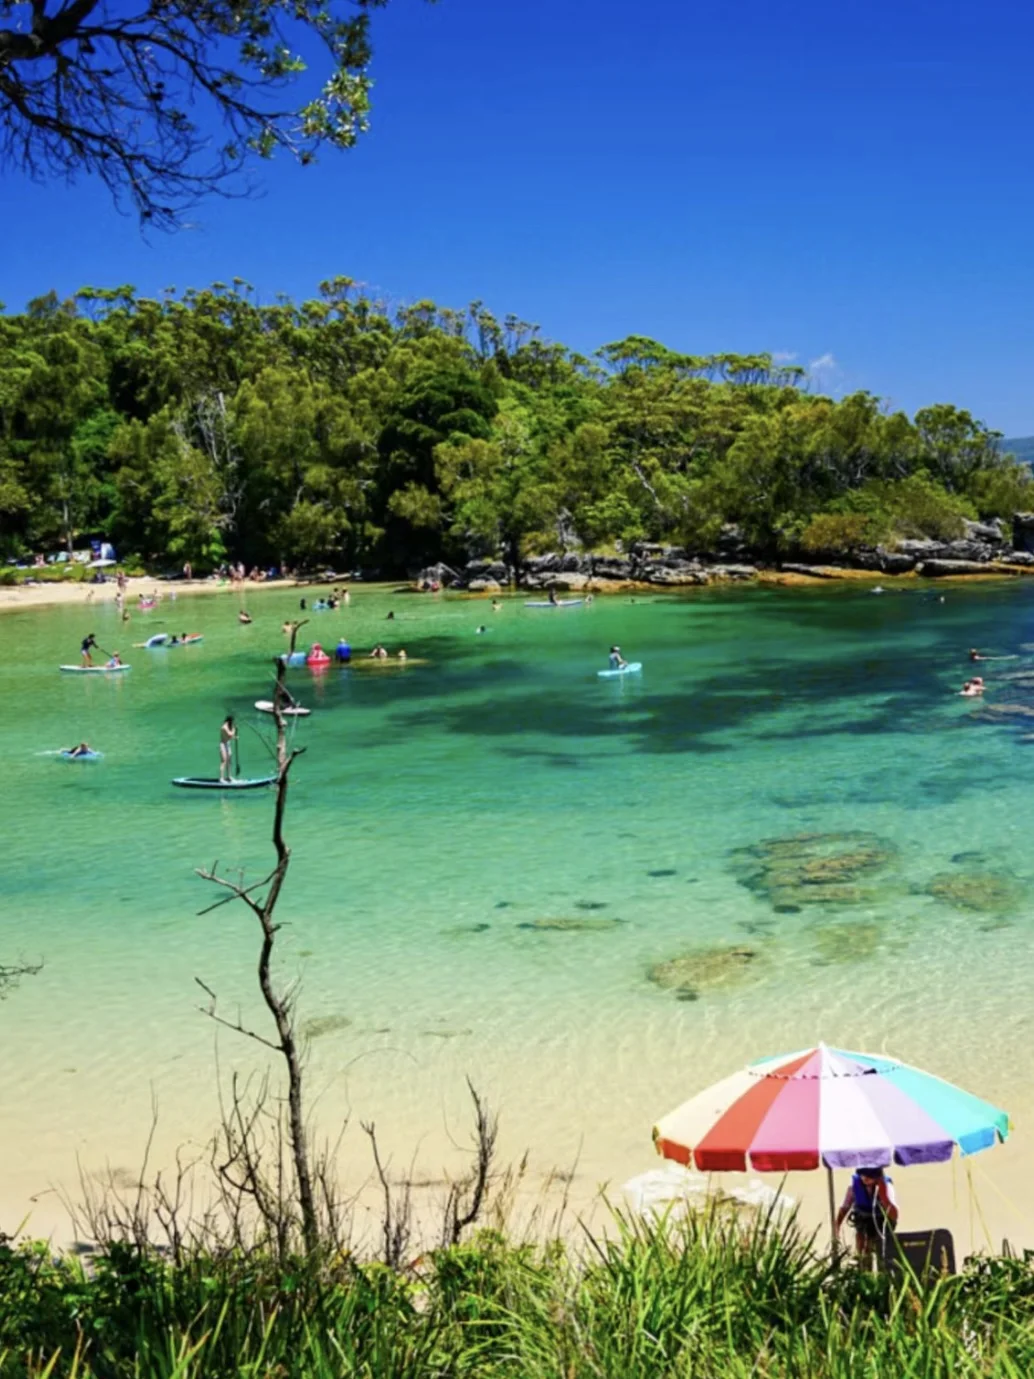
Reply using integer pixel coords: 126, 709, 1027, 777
642, 564, 709, 586
560, 553, 588, 573
917, 559, 1019, 577
465, 559, 510, 582
779, 563, 849, 579
895, 538, 949, 560
419, 562, 461, 587
713, 523, 749, 559
590, 556, 634, 580
875, 547, 917, 574
708, 564, 758, 580
1013, 513, 1034, 554
551, 572, 590, 591
468, 578, 503, 593
525, 553, 562, 573
963, 518, 1007, 546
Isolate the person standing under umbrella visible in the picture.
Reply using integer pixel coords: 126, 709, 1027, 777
835, 1167, 899, 1257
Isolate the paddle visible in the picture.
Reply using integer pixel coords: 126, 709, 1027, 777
233, 726, 241, 780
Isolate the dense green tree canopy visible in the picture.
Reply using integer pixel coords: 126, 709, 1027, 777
0, 280, 1028, 572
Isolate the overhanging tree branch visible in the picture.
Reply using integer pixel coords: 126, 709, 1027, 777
0, 0, 434, 227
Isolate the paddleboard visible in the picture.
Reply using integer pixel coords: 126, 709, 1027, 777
133, 633, 169, 648
59, 664, 131, 674
351, 657, 426, 668
255, 700, 311, 717
598, 662, 642, 678
58, 749, 103, 761
168, 635, 203, 646
172, 776, 276, 790
524, 599, 585, 608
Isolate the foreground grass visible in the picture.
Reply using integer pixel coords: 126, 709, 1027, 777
2, 1211, 1034, 1377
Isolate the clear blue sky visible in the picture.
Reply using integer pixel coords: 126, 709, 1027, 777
2, 0, 1032, 433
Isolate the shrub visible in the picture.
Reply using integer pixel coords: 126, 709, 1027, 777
800, 512, 887, 554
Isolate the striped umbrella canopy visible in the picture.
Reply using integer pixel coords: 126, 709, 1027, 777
654, 1044, 1010, 1174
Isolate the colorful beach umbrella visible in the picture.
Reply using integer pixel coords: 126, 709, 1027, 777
654, 1044, 1010, 1236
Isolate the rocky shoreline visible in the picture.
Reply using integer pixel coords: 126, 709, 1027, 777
419, 513, 1034, 592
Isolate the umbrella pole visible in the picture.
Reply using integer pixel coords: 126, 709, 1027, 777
826, 1165, 839, 1263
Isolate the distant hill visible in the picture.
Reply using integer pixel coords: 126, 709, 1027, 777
1003, 436, 1034, 465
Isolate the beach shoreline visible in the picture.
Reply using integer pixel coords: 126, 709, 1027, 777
4, 564, 1032, 618
0, 576, 306, 615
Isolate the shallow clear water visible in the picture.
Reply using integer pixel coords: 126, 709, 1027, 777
3, 579, 1034, 1233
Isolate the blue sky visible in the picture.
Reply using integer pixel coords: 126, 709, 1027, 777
2, 0, 1032, 433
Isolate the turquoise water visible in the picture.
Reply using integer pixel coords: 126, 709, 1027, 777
3, 579, 1034, 1233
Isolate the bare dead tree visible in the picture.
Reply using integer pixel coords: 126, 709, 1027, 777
441, 1079, 498, 1247
194, 658, 320, 1254
362, 1120, 413, 1270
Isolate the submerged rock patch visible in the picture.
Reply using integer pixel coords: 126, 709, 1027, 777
730, 831, 897, 909
301, 1014, 352, 1040
520, 916, 624, 932
926, 871, 1024, 913
648, 945, 764, 1001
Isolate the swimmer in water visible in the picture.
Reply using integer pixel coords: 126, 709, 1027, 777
398, 649, 408, 661
476, 625, 487, 634
386, 610, 395, 621
492, 599, 502, 612
238, 610, 252, 624
65, 742, 94, 757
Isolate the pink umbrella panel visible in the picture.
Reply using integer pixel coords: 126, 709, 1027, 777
653, 1044, 1010, 1174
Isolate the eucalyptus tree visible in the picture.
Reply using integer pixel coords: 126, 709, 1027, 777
0, 0, 432, 226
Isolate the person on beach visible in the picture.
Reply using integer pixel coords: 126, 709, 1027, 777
80, 633, 98, 666
835, 1167, 898, 1258
219, 715, 237, 782
238, 610, 252, 624
609, 645, 627, 669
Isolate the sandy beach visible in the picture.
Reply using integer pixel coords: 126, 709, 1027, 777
0, 575, 305, 615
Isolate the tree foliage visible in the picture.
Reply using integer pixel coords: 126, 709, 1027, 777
0, 0, 425, 226
0, 280, 1027, 570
